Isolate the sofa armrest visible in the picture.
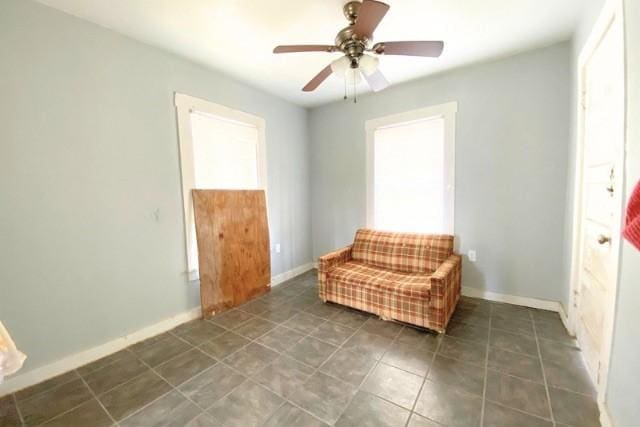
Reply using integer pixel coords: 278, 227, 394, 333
428, 254, 462, 332
318, 245, 352, 299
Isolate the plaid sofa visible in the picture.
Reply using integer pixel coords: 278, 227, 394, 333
318, 229, 461, 333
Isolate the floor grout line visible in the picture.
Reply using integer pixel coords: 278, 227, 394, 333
479, 302, 494, 426
77, 373, 120, 427
531, 309, 558, 426
12, 393, 25, 426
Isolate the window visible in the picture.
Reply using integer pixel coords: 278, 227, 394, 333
366, 102, 456, 234
175, 93, 266, 280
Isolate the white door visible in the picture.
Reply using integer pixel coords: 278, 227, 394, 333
573, 1, 625, 390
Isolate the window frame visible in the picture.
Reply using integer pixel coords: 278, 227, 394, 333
174, 93, 267, 281
365, 101, 457, 234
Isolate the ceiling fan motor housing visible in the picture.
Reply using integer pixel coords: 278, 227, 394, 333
337, 1, 369, 66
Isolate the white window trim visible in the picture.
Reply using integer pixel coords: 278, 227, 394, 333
365, 101, 457, 234
174, 93, 267, 281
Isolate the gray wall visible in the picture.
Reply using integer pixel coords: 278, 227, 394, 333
606, 1, 640, 425
309, 42, 571, 302
0, 0, 312, 373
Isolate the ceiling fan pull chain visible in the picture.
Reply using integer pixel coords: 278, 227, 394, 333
344, 78, 347, 100
353, 78, 357, 103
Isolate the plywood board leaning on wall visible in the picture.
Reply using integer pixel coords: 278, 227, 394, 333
192, 189, 271, 318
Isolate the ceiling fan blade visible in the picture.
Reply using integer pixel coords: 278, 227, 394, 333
363, 69, 389, 92
302, 65, 333, 92
273, 45, 337, 54
353, 0, 390, 39
372, 41, 444, 57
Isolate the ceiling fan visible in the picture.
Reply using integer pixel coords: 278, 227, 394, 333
273, 0, 444, 97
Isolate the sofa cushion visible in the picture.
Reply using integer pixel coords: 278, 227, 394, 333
351, 229, 453, 274
327, 261, 431, 299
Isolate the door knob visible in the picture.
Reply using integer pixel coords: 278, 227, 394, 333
598, 235, 611, 245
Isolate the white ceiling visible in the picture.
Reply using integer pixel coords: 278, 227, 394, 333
38, 0, 583, 107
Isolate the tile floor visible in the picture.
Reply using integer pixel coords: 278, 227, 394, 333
0, 270, 600, 426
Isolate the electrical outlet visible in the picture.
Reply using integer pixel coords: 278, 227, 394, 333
468, 250, 477, 262
275, 243, 281, 254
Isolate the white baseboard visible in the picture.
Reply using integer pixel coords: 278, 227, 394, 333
0, 263, 316, 397
0, 307, 202, 397
270, 262, 315, 287
462, 286, 563, 313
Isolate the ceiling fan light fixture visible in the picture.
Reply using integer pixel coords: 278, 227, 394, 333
359, 54, 379, 76
330, 56, 351, 76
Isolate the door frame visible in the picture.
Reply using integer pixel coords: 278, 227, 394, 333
568, 0, 626, 407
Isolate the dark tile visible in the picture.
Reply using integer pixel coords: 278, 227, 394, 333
306, 302, 345, 320
534, 319, 576, 345
288, 372, 357, 424
232, 317, 278, 340
428, 355, 486, 396
287, 295, 319, 310
120, 390, 200, 426
154, 348, 216, 387
77, 349, 134, 377
438, 336, 487, 366
360, 317, 403, 339
173, 320, 226, 345
451, 307, 491, 327
414, 380, 482, 427
485, 369, 550, 419
258, 304, 301, 323
320, 347, 376, 386
283, 312, 326, 334
208, 380, 283, 427
490, 329, 538, 356
199, 331, 250, 360
15, 370, 79, 401
132, 333, 192, 367
459, 297, 493, 313
179, 364, 245, 409
287, 336, 337, 368
264, 402, 328, 427
542, 358, 594, 395
238, 299, 271, 315
185, 413, 218, 427
18, 378, 93, 425
41, 398, 112, 427
407, 413, 441, 427
224, 343, 279, 376
336, 391, 410, 427
83, 354, 148, 395
531, 309, 561, 323
0, 395, 22, 427
491, 314, 535, 337
329, 309, 370, 329
255, 326, 305, 352
382, 340, 434, 376
492, 304, 532, 321
254, 355, 314, 397
483, 401, 552, 427
361, 363, 423, 409
488, 347, 544, 383
343, 330, 393, 360
98, 371, 171, 421
538, 339, 580, 364
210, 309, 254, 329
396, 326, 441, 352
548, 387, 600, 427
446, 321, 490, 344
310, 321, 355, 346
